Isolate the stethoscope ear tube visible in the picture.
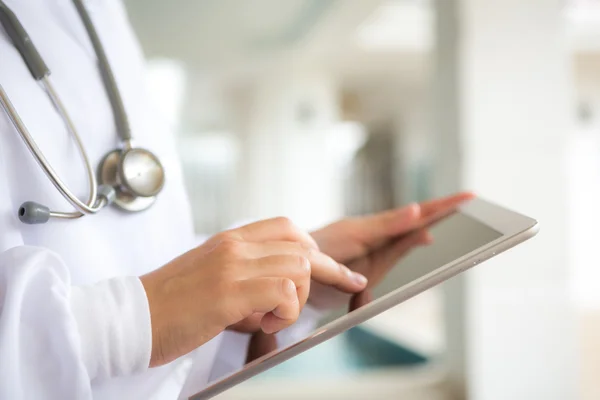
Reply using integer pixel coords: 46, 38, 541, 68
71, 0, 131, 142
0, 1, 50, 80
0, 83, 104, 218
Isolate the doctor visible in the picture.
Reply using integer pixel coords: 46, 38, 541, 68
0, 0, 471, 399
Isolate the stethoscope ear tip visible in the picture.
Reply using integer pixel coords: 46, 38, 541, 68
18, 185, 116, 224
18, 201, 50, 224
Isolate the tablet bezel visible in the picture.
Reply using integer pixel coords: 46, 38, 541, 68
191, 197, 539, 399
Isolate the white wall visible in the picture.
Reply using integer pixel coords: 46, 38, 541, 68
232, 70, 347, 230
569, 54, 600, 310
434, 0, 580, 399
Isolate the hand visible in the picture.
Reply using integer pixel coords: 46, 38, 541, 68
308, 192, 474, 309
140, 217, 367, 367
227, 221, 368, 335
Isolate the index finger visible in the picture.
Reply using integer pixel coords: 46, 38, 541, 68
353, 202, 423, 243
243, 241, 368, 294
229, 217, 319, 249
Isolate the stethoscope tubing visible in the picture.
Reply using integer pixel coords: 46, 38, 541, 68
0, 0, 163, 223
0, 78, 106, 218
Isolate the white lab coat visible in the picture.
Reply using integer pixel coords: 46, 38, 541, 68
0, 1, 316, 398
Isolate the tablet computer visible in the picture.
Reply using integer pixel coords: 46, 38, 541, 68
191, 197, 539, 399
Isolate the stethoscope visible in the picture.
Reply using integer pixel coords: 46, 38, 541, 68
0, 0, 165, 224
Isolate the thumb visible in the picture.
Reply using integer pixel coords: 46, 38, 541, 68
246, 331, 278, 364
349, 290, 373, 312
354, 203, 422, 246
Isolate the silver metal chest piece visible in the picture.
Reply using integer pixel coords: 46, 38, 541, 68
98, 148, 165, 212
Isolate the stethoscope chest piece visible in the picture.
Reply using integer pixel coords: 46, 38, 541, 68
98, 147, 165, 212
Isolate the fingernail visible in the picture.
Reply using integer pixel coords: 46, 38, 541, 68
262, 326, 274, 334
409, 203, 421, 219
353, 272, 368, 286
281, 279, 297, 297
262, 326, 280, 335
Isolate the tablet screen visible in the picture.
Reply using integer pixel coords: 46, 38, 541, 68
371, 212, 502, 299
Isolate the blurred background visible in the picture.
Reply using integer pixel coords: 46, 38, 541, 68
122, 0, 600, 399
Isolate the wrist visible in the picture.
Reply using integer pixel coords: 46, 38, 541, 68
139, 272, 166, 368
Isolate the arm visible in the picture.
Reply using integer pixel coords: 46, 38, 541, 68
0, 247, 152, 398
